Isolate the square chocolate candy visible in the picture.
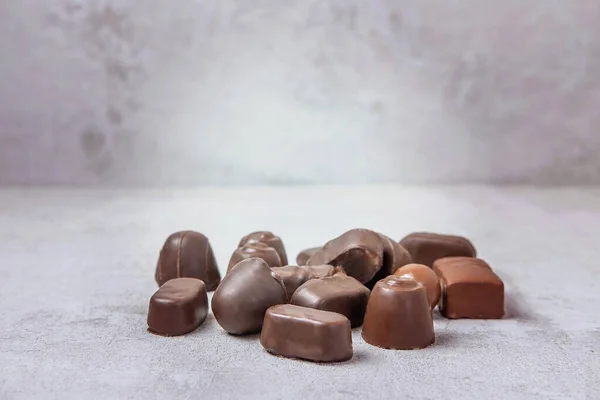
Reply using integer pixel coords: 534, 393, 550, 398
433, 257, 504, 319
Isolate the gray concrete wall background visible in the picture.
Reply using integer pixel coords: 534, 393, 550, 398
1, 0, 599, 186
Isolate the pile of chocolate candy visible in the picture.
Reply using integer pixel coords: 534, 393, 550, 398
147, 229, 504, 362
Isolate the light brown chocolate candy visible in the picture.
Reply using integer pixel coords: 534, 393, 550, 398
433, 257, 504, 319
238, 231, 288, 266
228, 242, 282, 272
296, 247, 321, 266
394, 263, 441, 310
362, 276, 434, 350
271, 265, 336, 300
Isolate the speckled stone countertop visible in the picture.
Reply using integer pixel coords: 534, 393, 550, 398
0, 186, 598, 399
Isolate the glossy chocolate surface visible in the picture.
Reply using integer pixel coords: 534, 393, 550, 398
212, 258, 287, 335
399, 232, 477, 268
291, 274, 370, 327
362, 276, 434, 350
238, 231, 288, 266
260, 304, 353, 362
271, 265, 336, 300
155, 231, 221, 291
307, 229, 384, 283
296, 247, 321, 266
394, 263, 441, 310
433, 257, 504, 319
147, 278, 208, 336
365, 234, 412, 289
228, 242, 282, 272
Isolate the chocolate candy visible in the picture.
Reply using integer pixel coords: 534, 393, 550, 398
296, 247, 321, 266
399, 232, 476, 268
433, 257, 504, 319
147, 278, 208, 336
239, 231, 288, 265
271, 265, 336, 300
394, 263, 441, 310
212, 258, 287, 334
365, 234, 412, 289
291, 273, 370, 327
362, 276, 434, 350
155, 231, 221, 291
307, 229, 384, 283
228, 242, 282, 272
260, 304, 353, 362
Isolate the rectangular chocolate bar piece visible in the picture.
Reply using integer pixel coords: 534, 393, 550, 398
433, 257, 504, 319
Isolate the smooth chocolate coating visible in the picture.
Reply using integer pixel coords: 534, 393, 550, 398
239, 231, 288, 266
147, 278, 208, 336
362, 276, 434, 349
399, 232, 476, 268
212, 258, 287, 335
291, 274, 370, 327
365, 234, 412, 289
271, 265, 336, 300
261, 304, 353, 362
433, 257, 504, 319
296, 247, 321, 266
228, 242, 282, 272
307, 229, 384, 283
394, 263, 441, 310
155, 231, 221, 291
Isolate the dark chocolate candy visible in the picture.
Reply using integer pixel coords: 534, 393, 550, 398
239, 231, 288, 266
362, 276, 434, 350
271, 265, 336, 300
365, 234, 412, 289
155, 231, 221, 291
291, 273, 370, 327
399, 232, 476, 268
212, 258, 287, 334
307, 229, 384, 283
260, 304, 353, 362
394, 263, 441, 310
228, 242, 282, 272
147, 278, 208, 336
433, 257, 504, 319
296, 247, 321, 266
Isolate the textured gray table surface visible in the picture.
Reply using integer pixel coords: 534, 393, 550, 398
1, 186, 599, 399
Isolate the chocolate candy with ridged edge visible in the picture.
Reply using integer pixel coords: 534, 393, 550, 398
362, 276, 434, 350
261, 304, 353, 363
271, 265, 336, 300
291, 273, 370, 327
228, 242, 282, 272
399, 232, 476, 268
147, 278, 208, 336
307, 229, 384, 284
155, 231, 221, 291
212, 258, 287, 335
239, 231, 288, 266
296, 247, 321, 266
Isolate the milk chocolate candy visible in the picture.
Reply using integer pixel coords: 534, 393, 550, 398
239, 231, 288, 266
155, 231, 221, 291
291, 274, 370, 327
296, 247, 321, 266
433, 257, 504, 319
307, 229, 384, 283
212, 258, 287, 334
271, 265, 336, 300
147, 278, 208, 336
228, 242, 282, 272
394, 263, 441, 310
399, 232, 476, 268
362, 276, 434, 350
365, 234, 412, 289
260, 304, 353, 362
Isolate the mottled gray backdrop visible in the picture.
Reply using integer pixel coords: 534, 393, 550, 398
1, 0, 599, 186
